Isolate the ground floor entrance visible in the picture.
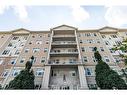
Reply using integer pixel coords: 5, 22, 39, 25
49, 66, 80, 89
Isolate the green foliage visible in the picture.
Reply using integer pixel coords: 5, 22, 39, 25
96, 67, 127, 89
93, 47, 97, 51
0, 84, 2, 89
6, 60, 35, 89
95, 61, 110, 74
25, 61, 32, 71
112, 39, 127, 66
94, 51, 102, 62
31, 56, 34, 60
107, 70, 127, 89
95, 47, 127, 89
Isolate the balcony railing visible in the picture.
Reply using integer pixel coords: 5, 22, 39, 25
50, 49, 78, 54
48, 60, 81, 65
52, 41, 76, 44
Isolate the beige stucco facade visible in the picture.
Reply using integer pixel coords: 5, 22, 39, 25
0, 25, 126, 90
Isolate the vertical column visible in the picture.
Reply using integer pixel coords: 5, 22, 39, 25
41, 66, 51, 89
46, 29, 53, 63
78, 65, 88, 89
74, 30, 82, 61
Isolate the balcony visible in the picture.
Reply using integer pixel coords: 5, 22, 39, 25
52, 35, 76, 41
48, 60, 81, 65
51, 41, 77, 48
50, 49, 78, 57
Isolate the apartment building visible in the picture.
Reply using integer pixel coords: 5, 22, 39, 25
0, 25, 126, 90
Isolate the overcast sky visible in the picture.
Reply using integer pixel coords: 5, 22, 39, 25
0, 5, 127, 31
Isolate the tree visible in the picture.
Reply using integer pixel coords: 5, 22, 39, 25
6, 56, 35, 89
112, 39, 127, 82
112, 38, 127, 65
94, 47, 102, 62
0, 84, 2, 89
94, 47, 127, 89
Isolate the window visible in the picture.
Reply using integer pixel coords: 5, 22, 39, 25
41, 57, 45, 63
23, 36, 27, 40
81, 47, 85, 52
69, 59, 76, 64
36, 40, 42, 44
1, 35, 4, 38
0, 59, 3, 65
33, 48, 40, 53
111, 35, 117, 38
109, 49, 115, 53
44, 48, 48, 52
100, 47, 104, 52
2, 50, 10, 55
70, 71, 76, 76
10, 59, 16, 64
8, 43, 13, 47
105, 41, 110, 45
25, 48, 29, 53
85, 33, 91, 37
92, 56, 96, 62
15, 50, 20, 55
20, 58, 25, 63
36, 69, 44, 76
78, 33, 81, 37
2, 71, 8, 77
104, 56, 110, 62
54, 73, 57, 76
85, 68, 92, 76
93, 33, 97, 36
39, 35, 42, 38
72, 73, 76, 76
19, 42, 25, 47
29, 41, 32, 44
55, 59, 59, 64
32, 35, 35, 38
87, 39, 93, 43
115, 41, 122, 46
13, 36, 19, 40
101, 35, 106, 38
79, 40, 83, 43
12, 69, 20, 76
96, 39, 100, 43
46, 40, 49, 44
114, 57, 120, 63
83, 56, 88, 62
48, 34, 50, 37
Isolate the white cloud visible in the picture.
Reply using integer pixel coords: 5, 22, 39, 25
0, 1, 9, 15
0, 3, 29, 23
0, 6, 6, 14
70, 5, 90, 22
13, 5, 30, 22
105, 6, 127, 27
